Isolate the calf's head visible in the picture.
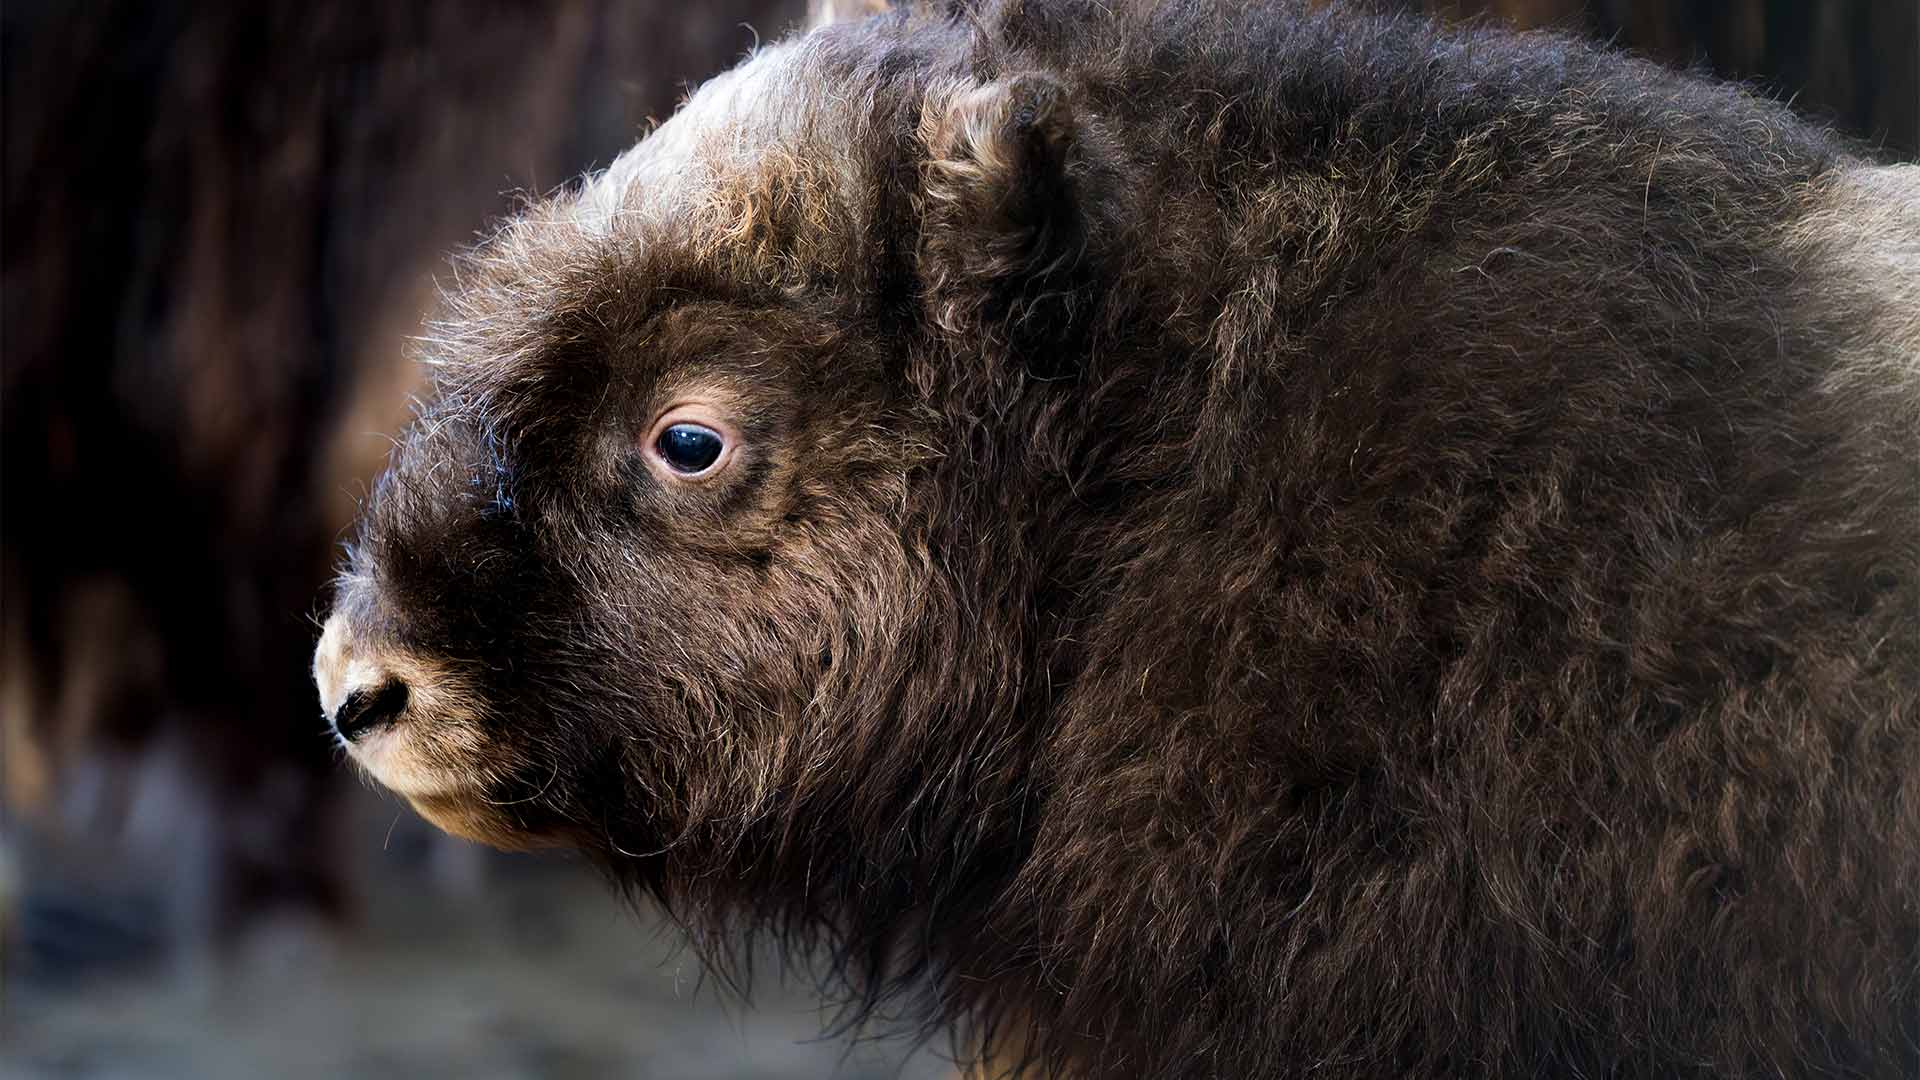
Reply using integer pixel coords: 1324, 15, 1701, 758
314, 14, 1119, 873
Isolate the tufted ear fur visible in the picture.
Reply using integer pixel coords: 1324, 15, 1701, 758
806, 0, 894, 30
917, 72, 1097, 351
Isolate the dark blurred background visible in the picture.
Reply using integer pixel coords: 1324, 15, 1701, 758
1, 2, 1913, 1077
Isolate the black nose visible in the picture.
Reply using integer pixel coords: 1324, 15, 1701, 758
333, 680, 409, 741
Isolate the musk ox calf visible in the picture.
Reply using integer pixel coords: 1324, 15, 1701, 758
315, 1, 1920, 1075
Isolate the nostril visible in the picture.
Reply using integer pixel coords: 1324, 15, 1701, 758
333, 679, 410, 741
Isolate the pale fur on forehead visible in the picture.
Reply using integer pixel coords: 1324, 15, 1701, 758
1787, 164, 1920, 394
809, 0, 891, 31
574, 40, 813, 233
417, 31, 881, 427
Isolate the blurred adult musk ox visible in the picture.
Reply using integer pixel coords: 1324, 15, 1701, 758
313, 0, 1920, 1076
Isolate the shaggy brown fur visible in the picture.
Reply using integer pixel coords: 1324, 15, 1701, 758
320, 1, 1920, 1075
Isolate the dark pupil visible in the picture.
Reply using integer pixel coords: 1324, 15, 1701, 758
657, 423, 723, 473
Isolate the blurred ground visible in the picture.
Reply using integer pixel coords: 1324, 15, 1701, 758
2, 786, 948, 1080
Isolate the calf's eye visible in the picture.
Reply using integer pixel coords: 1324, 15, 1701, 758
655, 422, 726, 475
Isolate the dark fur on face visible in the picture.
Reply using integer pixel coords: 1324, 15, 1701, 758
320, 1, 1920, 1075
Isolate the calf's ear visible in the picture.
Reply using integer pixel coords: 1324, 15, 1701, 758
916, 72, 1101, 350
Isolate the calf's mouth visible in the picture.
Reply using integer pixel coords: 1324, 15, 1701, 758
313, 613, 532, 848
